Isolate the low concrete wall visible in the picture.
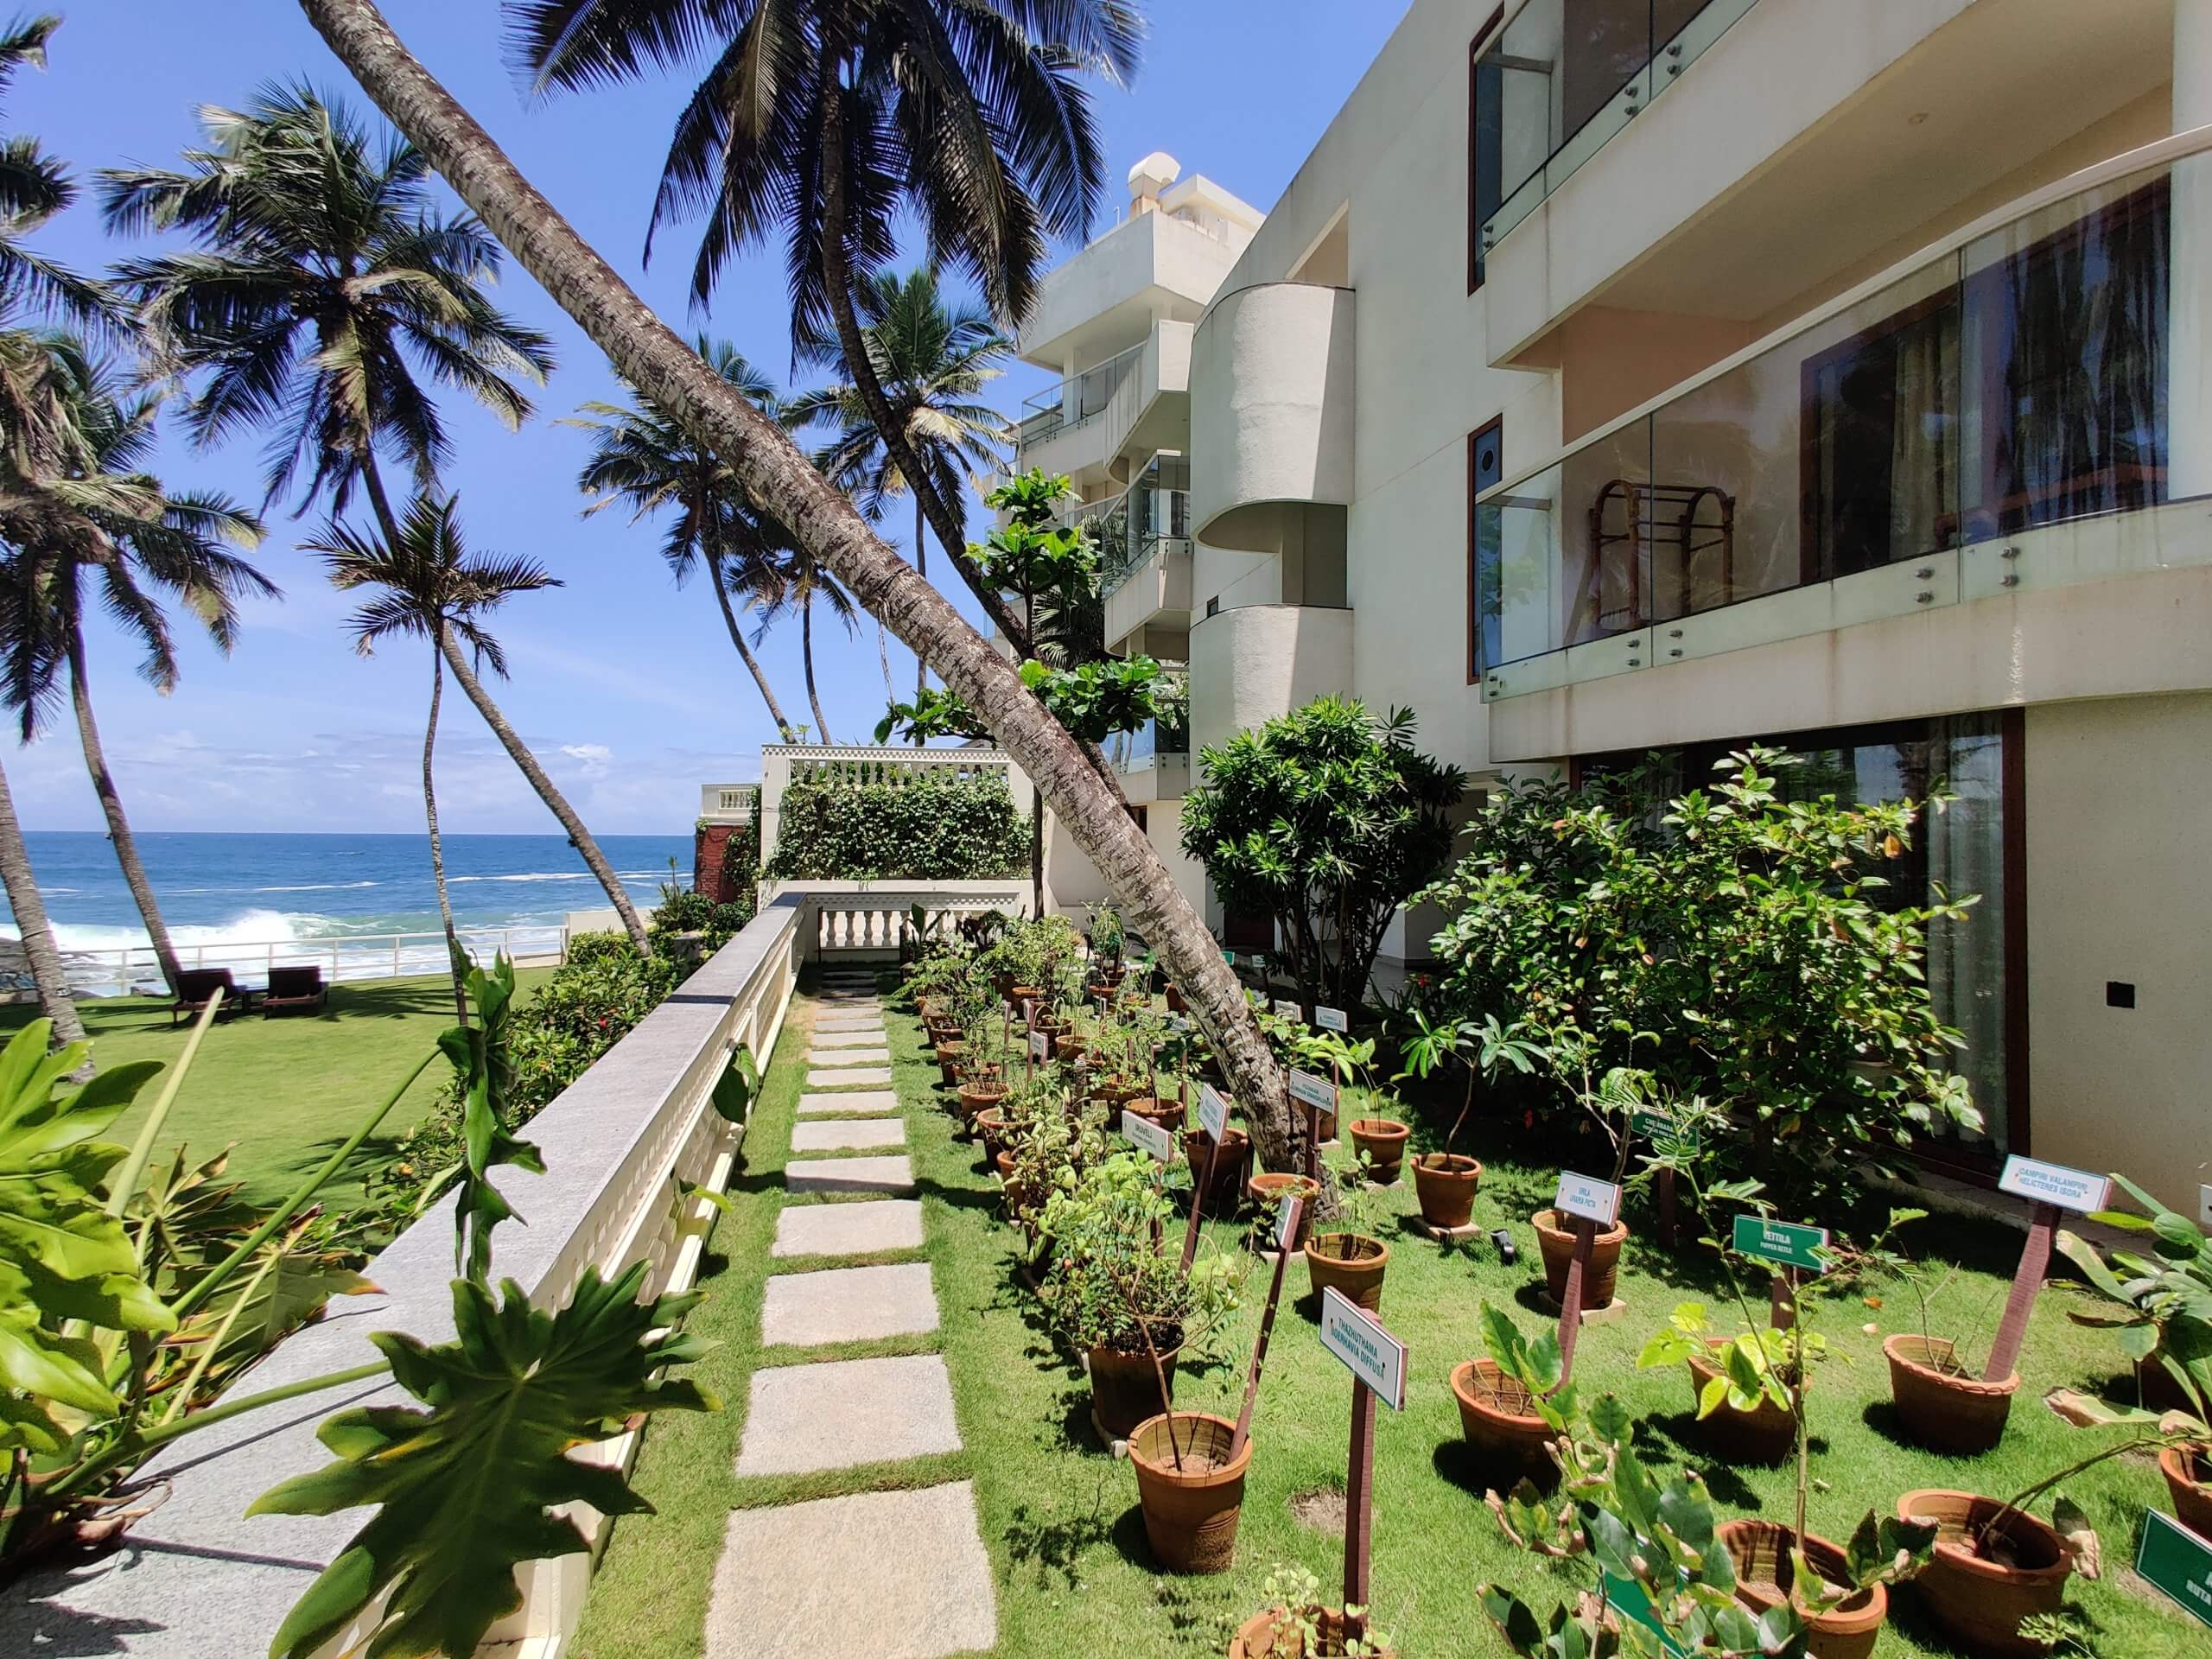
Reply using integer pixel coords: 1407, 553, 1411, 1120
2, 897, 807, 1658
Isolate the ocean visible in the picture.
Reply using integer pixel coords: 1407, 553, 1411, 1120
3, 830, 693, 993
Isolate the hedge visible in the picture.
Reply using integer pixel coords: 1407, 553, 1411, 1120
765, 770, 1027, 880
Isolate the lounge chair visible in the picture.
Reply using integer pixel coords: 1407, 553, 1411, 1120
262, 964, 329, 1018
170, 968, 254, 1026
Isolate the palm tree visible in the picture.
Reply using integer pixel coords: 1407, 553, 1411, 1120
791, 267, 1010, 708
0, 14, 108, 334
753, 542, 859, 744
0, 751, 81, 1043
565, 338, 798, 741
509, 0, 1135, 664
310, 496, 546, 1020
302, 0, 1298, 1176
0, 339, 271, 996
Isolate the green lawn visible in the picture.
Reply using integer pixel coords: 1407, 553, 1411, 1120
1, 970, 550, 1208
576, 984, 2201, 1657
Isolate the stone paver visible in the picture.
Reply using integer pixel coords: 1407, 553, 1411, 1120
805, 1046, 890, 1066
810, 1027, 888, 1047
798, 1089, 899, 1116
785, 1154, 914, 1195
761, 1262, 938, 1347
805, 1065, 893, 1089
772, 1198, 924, 1258
704, 1482, 996, 1659
734, 1352, 961, 1475
791, 1117, 906, 1153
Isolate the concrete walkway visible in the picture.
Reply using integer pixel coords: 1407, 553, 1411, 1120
703, 970, 997, 1659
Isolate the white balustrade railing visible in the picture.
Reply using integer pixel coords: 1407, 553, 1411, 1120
46, 925, 575, 997
797, 882, 1028, 953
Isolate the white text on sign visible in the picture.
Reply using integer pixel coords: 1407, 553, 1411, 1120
1121, 1109, 1174, 1163
1274, 1192, 1306, 1251
1273, 998, 1303, 1022
1554, 1171, 1622, 1227
1198, 1083, 1229, 1142
1997, 1154, 2112, 1215
1288, 1069, 1337, 1110
1313, 1005, 1349, 1033
1028, 1030, 1049, 1062
1318, 1286, 1408, 1410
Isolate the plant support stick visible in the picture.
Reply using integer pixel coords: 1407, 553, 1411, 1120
1231, 1195, 1302, 1459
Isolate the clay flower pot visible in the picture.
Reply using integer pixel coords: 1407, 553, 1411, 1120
1897, 1489, 2070, 1658
1128, 1411, 1251, 1574
1247, 1173, 1321, 1249
1089, 1344, 1176, 1440
1007, 984, 1041, 1010
1124, 1097, 1184, 1133
973, 1107, 1008, 1163
1533, 1208, 1629, 1312
1229, 1607, 1397, 1657
995, 1150, 1038, 1217
956, 1082, 1006, 1131
1411, 1154, 1482, 1230
1185, 1128, 1251, 1214
1346, 1119, 1409, 1184
1450, 1357, 1558, 1484
1686, 1338, 1798, 1463
2160, 1442, 2212, 1536
1092, 1077, 1143, 1109
935, 1040, 966, 1088
1165, 983, 1186, 1013
1305, 1231, 1389, 1312
1883, 1334, 2016, 1454
1718, 1519, 1885, 1659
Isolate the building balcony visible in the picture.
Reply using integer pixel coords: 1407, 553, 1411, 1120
1019, 203, 1250, 375
1473, 128, 2212, 755
697, 783, 757, 824
1015, 318, 1198, 490
1108, 712, 1191, 804
1103, 535, 1194, 655
1187, 601, 1354, 759
1189, 283, 1357, 551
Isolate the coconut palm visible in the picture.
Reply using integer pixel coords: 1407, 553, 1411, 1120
753, 542, 859, 744
508, 0, 1135, 661
0, 338, 271, 996
97, 83, 555, 543
302, 0, 1297, 1179
0, 14, 108, 334
791, 267, 1010, 706
0, 751, 80, 1043
566, 339, 798, 741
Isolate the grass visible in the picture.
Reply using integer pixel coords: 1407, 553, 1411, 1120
576, 982, 2202, 1657
0, 969, 550, 1208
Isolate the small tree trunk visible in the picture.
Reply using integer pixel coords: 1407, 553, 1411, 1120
706, 551, 797, 741
0, 753, 86, 1046
913, 493, 928, 707
66, 626, 182, 995
436, 632, 651, 954
801, 593, 833, 742
423, 635, 468, 1025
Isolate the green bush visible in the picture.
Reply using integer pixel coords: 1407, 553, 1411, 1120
765, 769, 1026, 880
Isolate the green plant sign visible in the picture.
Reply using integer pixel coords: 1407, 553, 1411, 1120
2137, 1510, 2212, 1629
1599, 1571, 1690, 1658
1731, 1215, 1829, 1273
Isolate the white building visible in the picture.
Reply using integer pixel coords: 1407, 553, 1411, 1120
1036, 1, 2212, 1211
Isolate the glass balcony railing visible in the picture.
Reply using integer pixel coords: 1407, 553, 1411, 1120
1016, 341, 1142, 452
1474, 143, 2201, 676
1113, 710, 1191, 773
1474, 0, 1758, 264
1088, 454, 1191, 597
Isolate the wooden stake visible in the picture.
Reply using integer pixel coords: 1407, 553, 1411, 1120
1181, 1132, 1218, 1273
1656, 1165, 1678, 1249
1769, 1269, 1797, 1331
1231, 1194, 1302, 1459
1344, 1375, 1376, 1637
1985, 1201, 2059, 1382
1304, 1100, 1319, 1183
1556, 1216, 1596, 1382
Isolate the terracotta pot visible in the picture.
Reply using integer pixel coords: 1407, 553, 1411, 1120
1247, 1173, 1321, 1249
1165, 984, 1186, 1013
1089, 1344, 1177, 1440
995, 1149, 1039, 1217
1533, 1209, 1629, 1312
1686, 1338, 1799, 1463
1228, 1607, 1397, 1658
1884, 1334, 2016, 1454
935, 1041, 966, 1087
1124, 1097, 1184, 1133
973, 1107, 1008, 1162
1093, 1077, 1143, 1108
1086, 982, 1116, 1002
1450, 1357, 1558, 1483
1128, 1411, 1251, 1574
1305, 1232, 1389, 1312
1897, 1489, 2069, 1658
1719, 1519, 1884, 1659
1346, 1119, 1408, 1184
1411, 1154, 1483, 1230
1056, 1037, 1092, 1066
956, 1083, 1006, 1129
1008, 984, 1041, 1008
1185, 1128, 1251, 1213
2160, 1442, 2212, 1537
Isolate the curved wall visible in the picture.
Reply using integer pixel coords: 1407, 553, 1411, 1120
1190, 283, 1357, 551
1187, 602, 1355, 759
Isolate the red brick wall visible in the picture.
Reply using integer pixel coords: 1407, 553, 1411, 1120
695, 823, 740, 903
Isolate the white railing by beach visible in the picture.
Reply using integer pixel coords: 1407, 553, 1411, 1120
54, 925, 573, 997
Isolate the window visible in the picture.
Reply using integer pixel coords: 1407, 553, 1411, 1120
1468, 416, 1506, 678
1467, 10, 1505, 292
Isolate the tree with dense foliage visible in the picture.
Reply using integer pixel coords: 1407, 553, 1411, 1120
568, 338, 800, 741
0, 339, 271, 996
303, 0, 1294, 1179
505, 0, 1136, 659
1419, 747, 1983, 1205
1181, 698, 1464, 1012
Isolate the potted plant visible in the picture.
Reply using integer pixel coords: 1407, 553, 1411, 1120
1248, 1170, 1321, 1252
1344, 1109, 1408, 1186
1228, 1563, 1393, 1657
1894, 1484, 2094, 1659
1528, 1053, 1646, 1312
1638, 1301, 1809, 1465
1304, 1142, 1392, 1312
1865, 1211, 2018, 1454
1395, 1010, 1541, 1231
1451, 1302, 1573, 1487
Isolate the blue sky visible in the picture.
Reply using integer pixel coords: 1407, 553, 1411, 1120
9, 0, 1408, 835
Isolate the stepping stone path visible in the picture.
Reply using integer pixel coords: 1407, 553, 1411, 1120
711, 987, 997, 1658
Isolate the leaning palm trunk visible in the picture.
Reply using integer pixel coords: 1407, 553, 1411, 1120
706, 552, 796, 741
66, 627, 182, 994
302, 0, 1299, 1172
0, 753, 86, 1046
800, 593, 833, 742
435, 633, 651, 955
423, 636, 468, 1024
913, 493, 928, 707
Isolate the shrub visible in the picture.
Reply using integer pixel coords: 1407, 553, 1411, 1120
1179, 697, 1464, 1010
766, 768, 1027, 880
1420, 746, 1980, 1204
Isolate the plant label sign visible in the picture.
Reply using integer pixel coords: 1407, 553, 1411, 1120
2137, 1508, 2212, 1629
1273, 998, 1304, 1023
1120, 1109, 1174, 1163
1274, 1192, 1305, 1252
1028, 1030, 1049, 1063
1554, 1171, 1621, 1227
1288, 1069, 1338, 1111
1198, 1083, 1230, 1142
1732, 1215, 1830, 1274
1600, 1572, 1691, 1658
1221, 948, 1235, 964
1318, 1287, 1408, 1411
1314, 1004, 1349, 1033
1997, 1154, 2111, 1215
